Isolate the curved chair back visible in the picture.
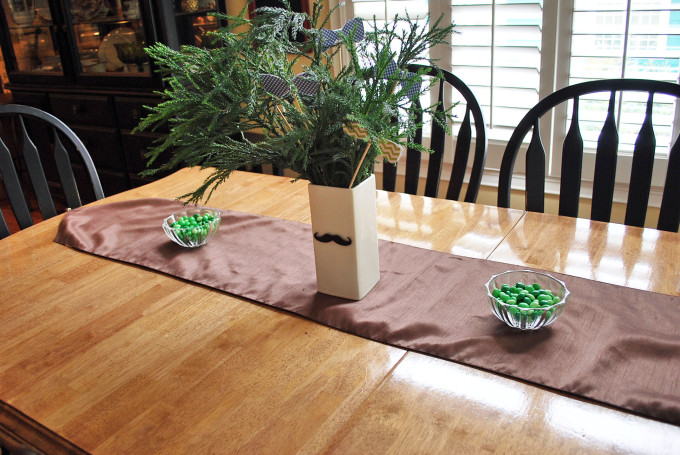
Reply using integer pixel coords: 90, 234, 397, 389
381, 64, 487, 203
498, 79, 680, 232
0, 104, 104, 238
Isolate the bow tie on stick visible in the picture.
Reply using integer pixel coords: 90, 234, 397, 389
260, 72, 320, 98
344, 121, 405, 188
259, 73, 297, 130
371, 60, 423, 100
320, 18, 365, 51
260, 72, 320, 137
292, 72, 320, 96
260, 73, 291, 98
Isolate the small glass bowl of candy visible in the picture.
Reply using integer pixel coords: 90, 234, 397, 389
484, 270, 569, 330
162, 208, 221, 248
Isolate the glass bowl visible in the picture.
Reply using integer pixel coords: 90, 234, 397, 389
484, 270, 569, 330
162, 208, 221, 248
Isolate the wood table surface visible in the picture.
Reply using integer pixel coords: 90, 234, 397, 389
1, 168, 679, 454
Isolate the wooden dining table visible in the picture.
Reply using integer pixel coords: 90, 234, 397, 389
1, 167, 679, 454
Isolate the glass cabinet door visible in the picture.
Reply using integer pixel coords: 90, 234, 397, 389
174, 0, 225, 48
1, 0, 63, 74
68, 0, 150, 76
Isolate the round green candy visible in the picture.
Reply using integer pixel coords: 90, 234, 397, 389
499, 291, 510, 302
492, 288, 501, 298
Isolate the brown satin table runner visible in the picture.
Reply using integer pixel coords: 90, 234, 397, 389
54, 198, 680, 426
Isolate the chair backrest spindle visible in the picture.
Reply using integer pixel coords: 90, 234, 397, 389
558, 97, 584, 218
424, 77, 447, 198
591, 91, 620, 223
525, 118, 546, 213
658, 136, 680, 231
20, 116, 58, 220
624, 93, 656, 228
403, 103, 424, 195
0, 134, 34, 230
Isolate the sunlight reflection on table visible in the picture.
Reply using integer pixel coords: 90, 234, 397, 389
546, 395, 680, 455
393, 355, 529, 417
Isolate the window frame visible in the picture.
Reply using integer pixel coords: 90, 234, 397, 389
333, 0, 678, 209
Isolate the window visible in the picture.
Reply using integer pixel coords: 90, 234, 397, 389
335, 0, 680, 197
567, 1, 680, 157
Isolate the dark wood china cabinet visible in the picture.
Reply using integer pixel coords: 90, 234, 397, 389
0, 0, 228, 198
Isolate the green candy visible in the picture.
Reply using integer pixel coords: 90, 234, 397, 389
170, 211, 218, 244
492, 280, 561, 315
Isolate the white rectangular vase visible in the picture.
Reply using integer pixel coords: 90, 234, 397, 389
308, 174, 380, 300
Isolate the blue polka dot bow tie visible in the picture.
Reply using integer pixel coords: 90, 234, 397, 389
292, 72, 319, 96
375, 60, 423, 100
320, 18, 365, 51
260, 72, 320, 97
260, 73, 290, 98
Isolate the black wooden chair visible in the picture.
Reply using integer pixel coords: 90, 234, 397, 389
498, 79, 680, 232
382, 64, 487, 203
0, 104, 104, 239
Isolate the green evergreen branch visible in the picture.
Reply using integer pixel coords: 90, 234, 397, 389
134, 1, 456, 203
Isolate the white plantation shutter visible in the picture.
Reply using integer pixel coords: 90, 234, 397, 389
451, 1, 544, 141
351, 0, 428, 21
566, 0, 680, 158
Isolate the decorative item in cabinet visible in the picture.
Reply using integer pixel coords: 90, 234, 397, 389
5, 0, 36, 25
181, 0, 199, 13
35, 0, 51, 21
173, 0, 227, 48
123, 0, 140, 19
70, 0, 107, 21
6, 25, 63, 73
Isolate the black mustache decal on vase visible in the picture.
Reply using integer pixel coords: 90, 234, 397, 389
313, 232, 353, 246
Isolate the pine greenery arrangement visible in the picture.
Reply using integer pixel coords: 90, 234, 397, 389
135, 0, 456, 203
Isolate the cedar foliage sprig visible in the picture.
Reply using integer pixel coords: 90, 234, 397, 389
135, 0, 456, 203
